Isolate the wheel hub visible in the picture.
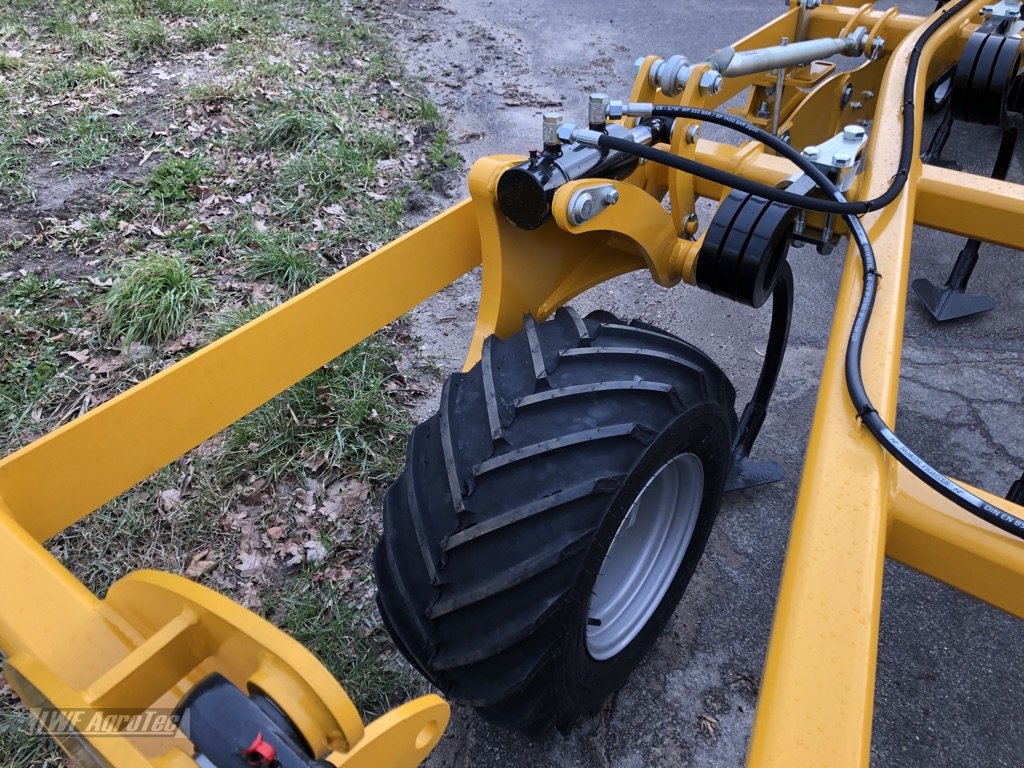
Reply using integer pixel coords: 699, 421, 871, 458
586, 452, 704, 661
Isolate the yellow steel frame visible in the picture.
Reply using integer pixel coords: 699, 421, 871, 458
1, 0, 1022, 765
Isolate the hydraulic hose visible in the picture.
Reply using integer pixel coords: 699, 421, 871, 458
584, 0, 1024, 538
597, 0, 976, 216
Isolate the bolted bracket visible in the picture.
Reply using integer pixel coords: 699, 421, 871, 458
566, 184, 620, 226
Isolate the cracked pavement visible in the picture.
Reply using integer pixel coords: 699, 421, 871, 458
372, 0, 1024, 764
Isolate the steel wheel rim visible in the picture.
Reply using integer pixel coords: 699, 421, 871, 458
585, 452, 704, 661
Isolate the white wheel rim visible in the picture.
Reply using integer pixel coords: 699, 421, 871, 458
585, 452, 704, 661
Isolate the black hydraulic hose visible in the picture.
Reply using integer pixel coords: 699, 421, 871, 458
587, 0, 1024, 538
597, 132, 863, 214
600, 0, 977, 217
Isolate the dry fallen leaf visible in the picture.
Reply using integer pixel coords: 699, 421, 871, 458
237, 550, 268, 573
304, 539, 327, 563
84, 355, 125, 374
698, 714, 720, 742
159, 488, 182, 512
185, 549, 217, 578
62, 349, 90, 364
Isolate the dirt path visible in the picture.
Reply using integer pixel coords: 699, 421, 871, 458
373, 2, 1024, 766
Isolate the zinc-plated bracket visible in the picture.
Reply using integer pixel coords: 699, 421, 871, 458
800, 123, 870, 193
980, 0, 1023, 21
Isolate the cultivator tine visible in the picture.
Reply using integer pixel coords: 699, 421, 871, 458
912, 126, 1017, 321
910, 240, 995, 321
725, 262, 793, 493
920, 106, 954, 166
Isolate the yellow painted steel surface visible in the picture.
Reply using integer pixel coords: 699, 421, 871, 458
888, 466, 1024, 618
0, 200, 482, 542
1, 0, 1022, 764
748, 2, 992, 766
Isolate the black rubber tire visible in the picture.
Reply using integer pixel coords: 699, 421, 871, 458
373, 308, 736, 734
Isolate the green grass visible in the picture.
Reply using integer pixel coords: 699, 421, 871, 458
427, 129, 460, 171
183, 17, 248, 50
0, 53, 22, 73
0, 275, 89, 447
52, 111, 137, 171
37, 61, 115, 95
271, 578, 417, 718
306, 5, 371, 50
146, 156, 214, 211
250, 105, 336, 150
125, 18, 170, 55
49, 466, 226, 595
219, 334, 410, 482
0, 140, 31, 206
244, 236, 323, 293
209, 300, 273, 338
271, 130, 398, 216
104, 253, 213, 346
0, 705, 64, 768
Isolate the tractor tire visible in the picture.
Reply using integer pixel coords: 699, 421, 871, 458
373, 308, 736, 734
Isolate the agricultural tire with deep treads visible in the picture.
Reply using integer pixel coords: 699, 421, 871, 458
373, 307, 737, 734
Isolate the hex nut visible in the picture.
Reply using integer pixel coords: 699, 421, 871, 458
699, 70, 723, 95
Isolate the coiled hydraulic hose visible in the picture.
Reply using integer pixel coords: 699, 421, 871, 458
588, 0, 1024, 538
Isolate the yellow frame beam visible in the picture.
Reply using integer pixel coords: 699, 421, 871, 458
0, 201, 481, 542
1, 0, 1022, 765
748, 2, 1024, 765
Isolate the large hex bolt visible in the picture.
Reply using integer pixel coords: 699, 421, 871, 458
843, 124, 866, 142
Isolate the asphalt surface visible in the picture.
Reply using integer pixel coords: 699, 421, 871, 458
376, 1, 1024, 765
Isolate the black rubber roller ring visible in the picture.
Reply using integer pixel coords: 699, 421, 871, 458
952, 32, 1024, 126
696, 190, 798, 308
1007, 53, 1024, 114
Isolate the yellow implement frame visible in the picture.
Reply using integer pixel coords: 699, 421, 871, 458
1, 0, 1022, 765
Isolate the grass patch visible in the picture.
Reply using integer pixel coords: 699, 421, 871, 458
427, 129, 460, 171
183, 17, 248, 50
125, 18, 170, 55
37, 61, 115, 95
306, 4, 371, 50
271, 129, 398, 216
104, 253, 212, 346
0, 274, 88, 446
250, 104, 336, 150
49, 466, 225, 595
219, 334, 409, 482
209, 300, 273, 338
0, 145, 31, 205
272, 578, 417, 718
0, 705, 64, 768
146, 155, 213, 210
0, 53, 22, 73
244, 237, 323, 293
52, 111, 136, 171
